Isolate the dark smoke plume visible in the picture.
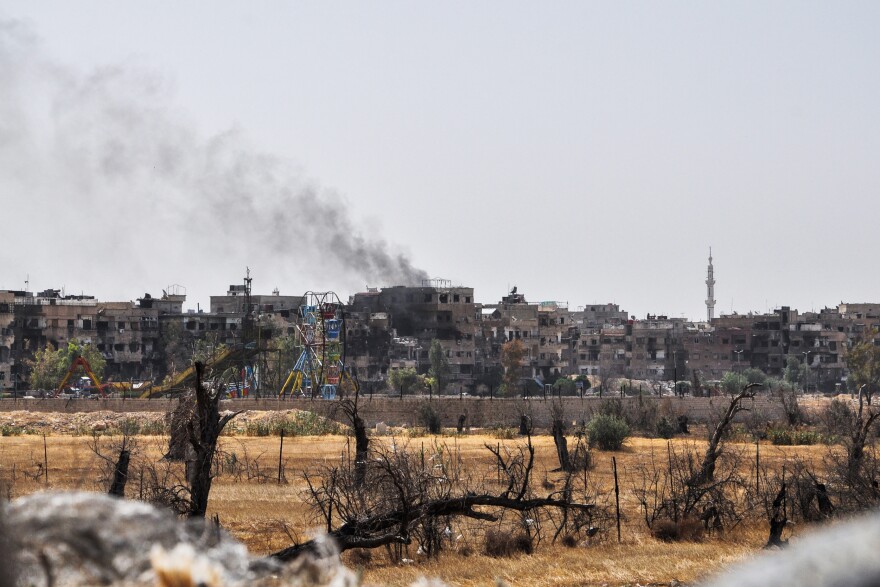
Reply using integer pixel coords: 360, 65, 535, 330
0, 19, 428, 295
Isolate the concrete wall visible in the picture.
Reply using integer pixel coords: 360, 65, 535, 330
0, 395, 789, 429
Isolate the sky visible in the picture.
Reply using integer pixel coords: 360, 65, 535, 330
2, 2, 879, 320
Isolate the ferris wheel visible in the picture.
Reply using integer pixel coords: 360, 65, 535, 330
279, 291, 354, 399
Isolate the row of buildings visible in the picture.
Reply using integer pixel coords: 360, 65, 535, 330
1, 272, 877, 394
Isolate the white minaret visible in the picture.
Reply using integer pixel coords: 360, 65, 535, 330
705, 247, 716, 322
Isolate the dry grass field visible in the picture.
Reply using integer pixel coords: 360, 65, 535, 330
0, 428, 837, 586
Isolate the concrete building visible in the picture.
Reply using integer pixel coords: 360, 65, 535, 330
348, 281, 477, 393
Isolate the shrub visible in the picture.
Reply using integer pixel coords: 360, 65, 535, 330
587, 414, 630, 450
0, 425, 23, 437
767, 427, 824, 446
821, 399, 854, 437
347, 548, 372, 567
490, 427, 517, 440
484, 530, 533, 557
243, 412, 342, 437
655, 416, 676, 439
652, 518, 704, 542
419, 403, 441, 434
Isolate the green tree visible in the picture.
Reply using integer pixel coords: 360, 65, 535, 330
27, 341, 106, 391
428, 339, 451, 395
270, 334, 298, 391
552, 377, 577, 396
741, 367, 768, 386
720, 371, 748, 395
500, 338, 526, 396
784, 355, 808, 385
845, 332, 880, 404
388, 367, 425, 396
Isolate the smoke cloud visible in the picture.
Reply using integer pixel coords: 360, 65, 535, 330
0, 19, 428, 298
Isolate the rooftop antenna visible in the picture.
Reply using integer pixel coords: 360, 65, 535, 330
24, 274, 29, 292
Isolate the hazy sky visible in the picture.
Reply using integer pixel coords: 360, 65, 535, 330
2, 3, 879, 320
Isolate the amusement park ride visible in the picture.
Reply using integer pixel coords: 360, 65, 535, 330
279, 291, 355, 399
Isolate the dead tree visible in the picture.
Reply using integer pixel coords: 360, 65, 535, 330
847, 391, 879, 478
186, 361, 241, 519
272, 432, 594, 562
692, 383, 761, 485
108, 447, 131, 498
552, 418, 572, 472
166, 395, 196, 462
338, 393, 369, 487
765, 482, 788, 548
551, 403, 573, 472
89, 434, 135, 498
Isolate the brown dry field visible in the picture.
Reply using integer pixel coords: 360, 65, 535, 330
0, 431, 833, 586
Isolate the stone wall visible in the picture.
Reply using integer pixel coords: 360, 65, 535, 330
0, 394, 790, 429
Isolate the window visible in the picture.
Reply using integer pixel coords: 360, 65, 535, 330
453, 294, 460, 303
424, 294, 432, 303
465, 297, 471, 303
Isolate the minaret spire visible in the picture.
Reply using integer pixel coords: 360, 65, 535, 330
705, 247, 716, 322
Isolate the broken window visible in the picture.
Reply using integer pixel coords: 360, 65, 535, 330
454, 294, 460, 303
439, 294, 449, 303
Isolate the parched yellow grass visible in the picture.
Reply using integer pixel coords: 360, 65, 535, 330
0, 432, 833, 586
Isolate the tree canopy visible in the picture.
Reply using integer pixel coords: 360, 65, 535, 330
428, 339, 451, 395
27, 341, 106, 391
845, 332, 880, 404
500, 338, 526, 396
387, 367, 425, 396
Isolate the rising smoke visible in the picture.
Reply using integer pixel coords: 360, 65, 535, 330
0, 19, 428, 296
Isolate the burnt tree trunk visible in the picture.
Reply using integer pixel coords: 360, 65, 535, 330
186, 361, 240, 519
108, 448, 130, 497
353, 411, 369, 487
519, 415, 531, 436
166, 395, 196, 461
552, 418, 572, 472
340, 395, 369, 487
765, 482, 788, 548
